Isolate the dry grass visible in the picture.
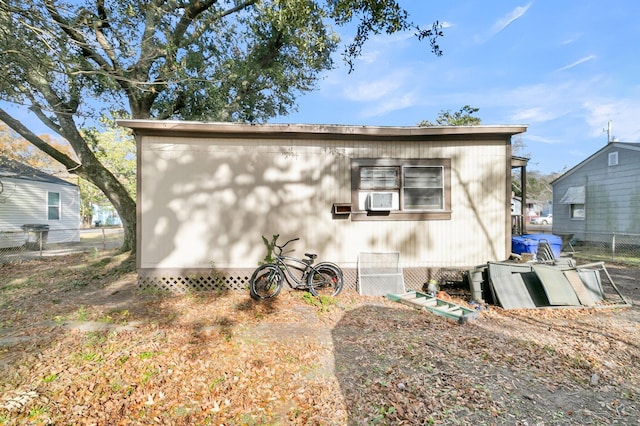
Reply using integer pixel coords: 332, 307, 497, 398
1, 252, 639, 425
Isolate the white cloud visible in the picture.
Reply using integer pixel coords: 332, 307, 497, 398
556, 55, 596, 72
524, 134, 560, 144
333, 66, 423, 118
490, 3, 533, 35
510, 107, 562, 123
357, 50, 380, 64
583, 99, 640, 142
343, 72, 408, 102
360, 92, 419, 118
473, 3, 533, 44
561, 34, 582, 45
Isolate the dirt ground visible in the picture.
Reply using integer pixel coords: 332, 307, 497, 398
0, 252, 639, 425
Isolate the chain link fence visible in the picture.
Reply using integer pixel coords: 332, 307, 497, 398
3, 226, 639, 270
564, 232, 640, 265
0, 227, 124, 262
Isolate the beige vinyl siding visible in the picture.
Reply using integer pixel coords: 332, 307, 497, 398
140, 135, 509, 271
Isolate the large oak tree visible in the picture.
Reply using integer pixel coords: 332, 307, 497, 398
0, 0, 442, 253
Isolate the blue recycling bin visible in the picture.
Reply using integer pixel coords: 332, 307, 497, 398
512, 234, 562, 259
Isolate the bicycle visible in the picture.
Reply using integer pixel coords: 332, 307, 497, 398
249, 237, 344, 300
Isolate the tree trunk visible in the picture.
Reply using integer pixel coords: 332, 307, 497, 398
77, 157, 136, 254
0, 107, 136, 254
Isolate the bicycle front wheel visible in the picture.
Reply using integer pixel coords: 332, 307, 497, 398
307, 263, 343, 297
249, 264, 284, 300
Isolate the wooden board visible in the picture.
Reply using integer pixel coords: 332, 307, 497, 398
564, 270, 596, 306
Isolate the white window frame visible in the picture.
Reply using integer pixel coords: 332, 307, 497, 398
402, 165, 445, 211
47, 191, 61, 220
608, 151, 618, 166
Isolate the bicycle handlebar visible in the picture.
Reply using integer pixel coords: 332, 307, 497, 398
275, 237, 300, 254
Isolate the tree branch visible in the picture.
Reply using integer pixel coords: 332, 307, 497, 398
92, 0, 118, 65
43, 0, 114, 73
173, 0, 258, 48
28, 103, 65, 135
0, 107, 80, 171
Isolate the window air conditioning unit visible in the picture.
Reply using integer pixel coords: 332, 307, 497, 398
367, 192, 395, 211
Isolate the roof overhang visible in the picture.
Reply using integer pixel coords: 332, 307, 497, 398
511, 155, 530, 168
560, 186, 585, 204
117, 120, 527, 141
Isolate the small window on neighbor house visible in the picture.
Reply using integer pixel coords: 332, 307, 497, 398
571, 203, 585, 219
608, 151, 618, 166
47, 192, 60, 220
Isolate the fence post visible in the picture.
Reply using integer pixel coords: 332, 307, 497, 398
611, 233, 616, 261
102, 228, 106, 250
39, 230, 43, 257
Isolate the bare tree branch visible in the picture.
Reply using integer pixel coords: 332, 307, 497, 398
43, 0, 114, 72
0, 107, 80, 171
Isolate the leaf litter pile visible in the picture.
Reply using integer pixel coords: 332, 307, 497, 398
1, 252, 639, 425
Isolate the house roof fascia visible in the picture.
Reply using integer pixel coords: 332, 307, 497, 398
117, 120, 527, 141
0, 157, 77, 187
551, 142, 640, 185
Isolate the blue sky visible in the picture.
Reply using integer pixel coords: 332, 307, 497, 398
273, 1, 640, 174
4, 2, 638, 175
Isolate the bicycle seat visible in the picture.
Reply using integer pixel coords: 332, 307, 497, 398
305, 253, 318, 260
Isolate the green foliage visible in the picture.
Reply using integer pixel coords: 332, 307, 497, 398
79, 120, 136, 222
42, 373, 58, 383
77, 351, 104, 363
0, 0, 443, 253
329, 1, 444, 72
512, 169, 559, 204
138, 351, 159, 360
76, 305, 89, 321
301, 291, 336, 310
260, 234, 280, 265
209, 261, 227, 289
27, 406, 48, 418
418, 105, 481, 126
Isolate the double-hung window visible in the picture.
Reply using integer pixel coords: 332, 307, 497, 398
47, 192, 61, 220
351, 158, 451, 220
403, 166, 444, 210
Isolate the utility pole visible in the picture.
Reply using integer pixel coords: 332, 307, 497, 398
604, 121, 620, 143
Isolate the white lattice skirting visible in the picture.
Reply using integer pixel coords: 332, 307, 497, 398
138, 267, 467, 294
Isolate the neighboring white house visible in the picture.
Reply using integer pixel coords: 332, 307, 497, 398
119, 120, 527, 291
91, 203, 122, 227
552, 141, 640, 241
0, 158, 81, 249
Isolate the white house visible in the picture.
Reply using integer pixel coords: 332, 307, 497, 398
0, 158, 81, 249
119, 120, 527, 292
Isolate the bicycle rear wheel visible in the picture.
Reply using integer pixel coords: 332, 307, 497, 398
307, 263, 343, 297
249, 264, 284, 300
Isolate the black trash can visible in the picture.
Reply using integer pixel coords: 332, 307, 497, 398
21, 224, 50, 250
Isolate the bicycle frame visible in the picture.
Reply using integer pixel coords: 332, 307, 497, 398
273, 247, 319, 290
249, 237, 343, 300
